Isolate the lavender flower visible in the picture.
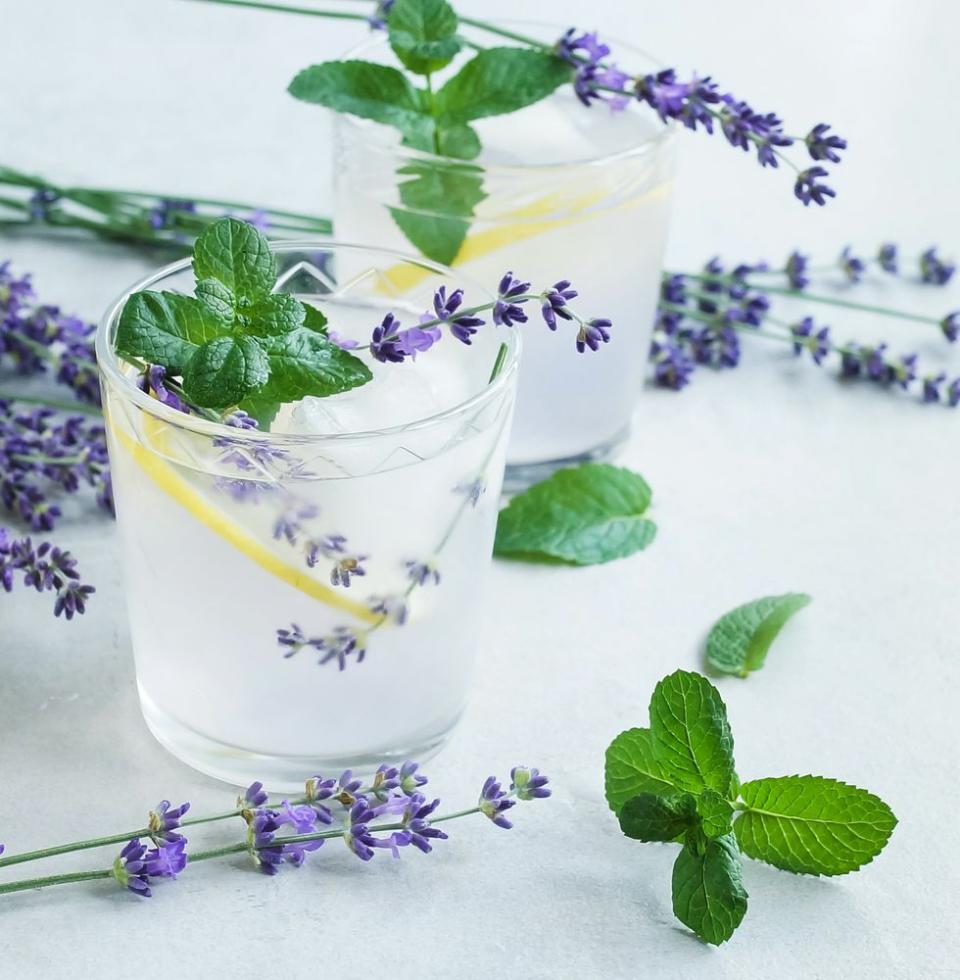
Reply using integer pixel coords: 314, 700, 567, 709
344, 798, 409, 861
650, 340, 695, 390
839, 342, 863, 378
919, 247, 956, 286
576, 318, 612, 353
368, 594, 408, 625
949, 379, 960, 407
790, 317, 832, 365
330, 554, 367, 588
271, 502, 319, 545
247, 810, 322, 875
405, 558, 440, 586
138, 365, 189, 414
785, 250, 810, 290
839, 247, 866, 283
367, 0, 395, 29
240, 781, 269, 809
147, 199, 197, 231
661, 274, 687, 305
941, 313, 960, 343
540, 280, 578, 331
922, 372, 947, 403
878, 243, 898, 274
794, 167, 836, 207
304, 533, 368, 587
28, 188, 60, 220
402, 795, 448, 853
510, 767, 552, 801
431, 285, 485, 345
805, 123, 847, 163
148, 801, 191, 842
276, 624, 368, 670
890, 353, 918, 389
370, 312, 407, 363
398, 761, 429, 796
493, 272, 530, 327
111, 837, 187, 897
0, 531, 95, 618
478, 776, 517, 830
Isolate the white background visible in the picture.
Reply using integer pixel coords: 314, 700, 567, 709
1, 1, 958, 977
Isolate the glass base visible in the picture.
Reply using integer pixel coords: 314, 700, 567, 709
139, 686, 459, 793
503, 423, 630, 493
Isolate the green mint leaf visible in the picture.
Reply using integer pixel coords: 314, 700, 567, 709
706, 593, 812, 678
115, 291, 228, 374
181, 334, 269, 408
735, 776, 897, 876
435, 122, 481, 159
494, 463, 656, 565
289, 61, 432, 146
241, 293, 305, 337
697, 791, 734, 839
649, 670, 737, 798
604, 728, 679, 813
435, 48, 571, 124
390, 159, 485, 265
619, 792, 697, 843
256, 328, 372, 402
301, 303, 329, 334
193, 218, 276, 300
388, 0, 461, 75
195, 278, 235, 321
672, 833, 748, 946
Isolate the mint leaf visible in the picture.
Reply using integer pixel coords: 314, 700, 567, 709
435, 123, 481, 159
242, 293, 305, 337
289, 61, 432, 146
116, 291, 228, 373
435, 48, 571, 124
257, 328, 372, 402
195, 278, 235, 320
649, 670, 737, 798
672, 833, 748, 946
388, 0, 461, 75
605, 728, 678, 813
619, 793, 697, 843
494, 463, 656, 565
390, 159, 485, 265
697, 791, 734, 839
181, 334, 269, 408
193, 218, 276, 300
302, 303, 329, 334
706, 593, 812, 677
238, 394, 282, 431
735, 776, 897, 876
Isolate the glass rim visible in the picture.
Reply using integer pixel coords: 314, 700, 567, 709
96, 240, 522, 447
337, 23, 676, 174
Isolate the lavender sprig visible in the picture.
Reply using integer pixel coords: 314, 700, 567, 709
0, 527, 95, 619
0, 762, 551, 899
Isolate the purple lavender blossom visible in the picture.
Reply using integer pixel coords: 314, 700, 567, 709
650, 340, 695, 390
138, 365, 189, 414
922, 372, 947, 403
949, 379, 960, 407
240, 781, 270, 809
576, 318, 612, 353
478, 776, 517, 830
402, 795, 448, 853
785, 251, 810, 290
28, 188, 60, 220
510, 767, 552, 801
247, 810, 322, 874
431, 285, 485, 345
330, 554, 368, 588
661, 274, 687, 305
805, 123, 847, 164
0, 531, 95, 618
271, 502, 319, 545
890, 353, 918, 389
147, 199, 197, 231
493, 272, 530, 327
794, 167, 836, 207
790, 317, 832, 365
839, 247, 866, 283
277, 624, 368, 670
367, 0, 395, 29
111, 837, 187, 897
344, 798, 410, 861
541, 280, 578, 331
368, 594, 408, 625
941, 313, 960, 343
399, 322, 442, 358
148, 801, 191, 842
839, 342, 863, 378
277, 801, 320, 834
919, 247, 956, 286
405, 558, 440, 586
328, 330, 360, 350
370, 312, 407, 363
304, 534, 369, 588
878, 243, 898, 274
224, 410, 259, 430
864, 344, 890, 382
398, 761, 429, 796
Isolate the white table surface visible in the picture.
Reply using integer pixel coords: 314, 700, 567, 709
1, 1, 958, 977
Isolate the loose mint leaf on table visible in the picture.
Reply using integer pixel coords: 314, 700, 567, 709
735, 776, 897, 876
672, 833, 749, 946
706, 593, 812, 678
494, 463, 656, 565
619, 792, 697, 843
256, 328, 372, 402
193, 218, 276, 299
116, 291, 228, 373
388, 0, 461, 75
435, 48, 572, 124
607, 670, 896, 943
604, 728, 678, 813
391, 160, 486, 266
289, 61, 433, 148
181, 334, 269, 409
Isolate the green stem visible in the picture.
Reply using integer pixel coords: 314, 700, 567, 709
488, 342, 508, 383
183, 0, 374, 22
0, 832, 149, 870
0, 870, 112, 896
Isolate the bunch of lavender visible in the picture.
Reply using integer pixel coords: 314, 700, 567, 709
0, 163, 330, 251
0, 762, 550, 899
0, 527, 94, 619
651, 243, 960, 405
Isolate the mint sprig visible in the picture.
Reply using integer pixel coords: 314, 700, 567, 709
706, 592, 812, 677
494, 463, 656, 565
606, 670, 897, 945
116, 217, 372, 415
288, 0, 572, 264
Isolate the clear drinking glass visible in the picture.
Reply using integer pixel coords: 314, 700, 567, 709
97, 244, 520, 791
333, 28, 676, 488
